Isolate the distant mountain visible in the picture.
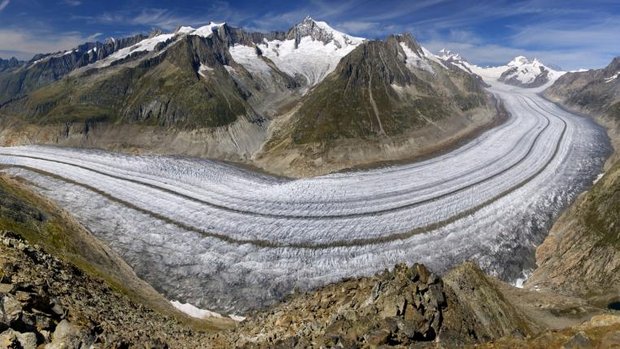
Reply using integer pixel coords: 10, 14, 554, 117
436, 50, 565, 88
0, 17, 498, 177
0, 34, 150, 105
0, 57, 23, 73
545, 56, 620, 116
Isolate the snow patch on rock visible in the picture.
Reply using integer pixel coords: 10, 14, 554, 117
401, 43, 434, 73
604, 72, 619, 83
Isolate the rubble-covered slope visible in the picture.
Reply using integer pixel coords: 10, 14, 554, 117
211, 262, 537, 348
0, 173, 235, 344
0, 230, 231, 348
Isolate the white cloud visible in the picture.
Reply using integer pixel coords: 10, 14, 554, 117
0, 0, 10, 12
0, 28, 100, 60
63, 0, 82, 6
336, 21, 380, 33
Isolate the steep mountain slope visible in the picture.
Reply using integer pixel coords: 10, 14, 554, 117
0, 57, 23, 73
0, 174, 235, 334
545, 57, 620, 119
437, 50, 565, 88
254, 34, 499, 176
2, 31, 256, 128
527, 57, 620, 303
0, 34, 148, 105
0, 19, 500, 177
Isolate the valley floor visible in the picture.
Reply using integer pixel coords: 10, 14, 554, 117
0, 84, 610, 315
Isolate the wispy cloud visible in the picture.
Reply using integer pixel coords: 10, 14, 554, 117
0, 28, 100, 60
81, 7, 243, 31
0, 0, 10, 12
62, 0, 82, 6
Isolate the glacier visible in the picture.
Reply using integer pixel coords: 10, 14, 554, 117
0, 82, 610, 314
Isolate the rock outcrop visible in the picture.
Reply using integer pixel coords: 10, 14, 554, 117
0, 230, 224, 348
209, 262, 539, 348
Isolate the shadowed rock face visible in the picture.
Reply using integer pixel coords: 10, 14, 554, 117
545, 57, 620, 116
0, 58, 23, 73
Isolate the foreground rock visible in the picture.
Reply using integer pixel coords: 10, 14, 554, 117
1, 226, 618, 348
0, 230, 225, 348
209, 262, 540, 348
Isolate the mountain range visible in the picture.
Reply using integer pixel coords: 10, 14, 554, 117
0, 16, 619, 349
0, 17, 560, 177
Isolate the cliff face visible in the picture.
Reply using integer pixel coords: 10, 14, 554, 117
526, 160, 620, 301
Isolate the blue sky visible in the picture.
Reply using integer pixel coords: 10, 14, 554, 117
0, 0, 618, 70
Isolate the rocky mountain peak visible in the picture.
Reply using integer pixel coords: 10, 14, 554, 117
0, 57, 23, 72
508, 55, 530, 66
508, 55, 545, 67
393, 32, 423, 55
438, 48, 463, 61
286, 17, 364, 49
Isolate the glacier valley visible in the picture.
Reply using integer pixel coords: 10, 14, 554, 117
0, 83, 610, 314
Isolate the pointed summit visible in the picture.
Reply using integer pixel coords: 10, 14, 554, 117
508, 56, 531, 66
287, 17, 364, 49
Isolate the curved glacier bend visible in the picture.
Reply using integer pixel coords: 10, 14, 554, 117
0, 84, 610, 314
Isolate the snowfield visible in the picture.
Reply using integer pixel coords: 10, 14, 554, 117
0, 83, 609, 314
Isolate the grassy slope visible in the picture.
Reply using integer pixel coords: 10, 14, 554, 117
288, 40, 488, 145
0, 172, 234, 331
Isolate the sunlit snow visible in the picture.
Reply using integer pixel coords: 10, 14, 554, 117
604, 72, 619, 83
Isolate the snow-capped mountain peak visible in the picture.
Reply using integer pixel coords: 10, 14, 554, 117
508, 55, 530, 66
176, 22, 226, 38
435, 50, 565, 88
286, 16, 364, 49
437, 48, 462, 61
229, 18, 365, 88
499, 56, 564, 87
